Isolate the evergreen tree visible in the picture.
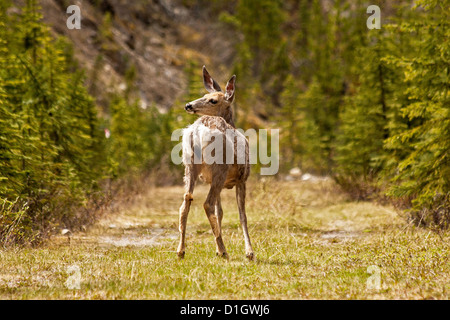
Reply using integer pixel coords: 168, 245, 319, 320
334, 33, 394, 198
221, 0, 287, 122
384, 0, 450, 227
0, 0, 107, 243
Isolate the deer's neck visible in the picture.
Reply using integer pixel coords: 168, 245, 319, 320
219, 107, 235, 128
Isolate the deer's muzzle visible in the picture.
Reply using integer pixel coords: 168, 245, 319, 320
185, 103, 195, 113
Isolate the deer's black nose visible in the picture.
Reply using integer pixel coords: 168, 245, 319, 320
185, 103, 193, 111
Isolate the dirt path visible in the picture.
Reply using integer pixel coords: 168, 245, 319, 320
64, 179, 392, 250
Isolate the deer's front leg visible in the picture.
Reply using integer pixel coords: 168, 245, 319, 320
177, 165, 197, 259
177, 192, 193, 259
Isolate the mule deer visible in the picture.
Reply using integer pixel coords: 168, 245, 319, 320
177, 66, 254, 261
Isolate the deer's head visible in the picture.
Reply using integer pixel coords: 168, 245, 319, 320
185, 66, 236, 123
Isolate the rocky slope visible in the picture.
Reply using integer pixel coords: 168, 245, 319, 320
30, 0, 236, 112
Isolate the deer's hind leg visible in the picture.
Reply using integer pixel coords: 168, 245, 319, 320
215, 196, 223, 231
204, 166, 228, 258
236, 182, 254, 261
177, 164, 198, 259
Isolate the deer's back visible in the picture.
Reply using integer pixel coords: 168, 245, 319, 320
182, 116, 250, 188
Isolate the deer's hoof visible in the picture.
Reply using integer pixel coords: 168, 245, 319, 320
177, 251, 185, 259
216, 252, 229, 260
246, 252, 255, 261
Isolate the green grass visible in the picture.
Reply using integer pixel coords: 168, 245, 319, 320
0, 178, 449, 299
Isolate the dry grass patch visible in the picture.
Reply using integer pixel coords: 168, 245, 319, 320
0, 179, 449, 299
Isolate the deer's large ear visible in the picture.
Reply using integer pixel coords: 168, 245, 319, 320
203, 66, 222, 93
225, 75, 236, 102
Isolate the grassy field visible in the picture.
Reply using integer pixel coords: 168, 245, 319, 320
0, 178, 449, 299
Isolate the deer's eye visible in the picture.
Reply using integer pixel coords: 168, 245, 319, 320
209, 99, 218, 104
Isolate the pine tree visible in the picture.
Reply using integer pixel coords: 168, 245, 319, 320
334, 32, 394, 198
0, 1, 22, 198
0, 0, 108, 243
384, 0, 450, 227
221, 0, 287, 120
